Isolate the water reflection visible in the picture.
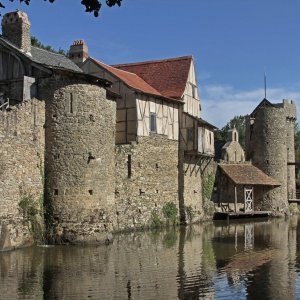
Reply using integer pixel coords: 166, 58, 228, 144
0, 216, 300, 299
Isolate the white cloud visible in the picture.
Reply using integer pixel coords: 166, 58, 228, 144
200, 84, 300, 128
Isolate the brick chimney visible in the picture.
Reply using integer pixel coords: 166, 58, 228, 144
69, 40, 88, 66
1, 11, 31, 54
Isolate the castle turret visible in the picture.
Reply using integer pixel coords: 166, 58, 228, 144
68, 40, 88, 66
1, 11, 31, 54
245, 99, 297, 213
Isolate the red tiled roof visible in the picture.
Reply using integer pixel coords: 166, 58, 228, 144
112, 56, 192, 99
90, 58, 162, 97
219, 164, 281, 186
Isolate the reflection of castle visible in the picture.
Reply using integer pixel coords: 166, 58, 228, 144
0, 218, 298, 299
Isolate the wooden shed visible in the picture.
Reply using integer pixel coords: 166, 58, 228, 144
217, 163, 280, 214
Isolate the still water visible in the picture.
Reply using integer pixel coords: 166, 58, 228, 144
1, 216, 300, 299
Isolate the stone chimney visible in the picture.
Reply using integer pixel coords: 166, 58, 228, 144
1, 11, 31, 54
69, 40, 88, 66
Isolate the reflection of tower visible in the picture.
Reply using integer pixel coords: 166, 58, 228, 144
245, 99, 297, 212
177, 225, 215, 299
246, 218, 297, 300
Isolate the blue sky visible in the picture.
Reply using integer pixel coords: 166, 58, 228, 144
1, 0, 300, 127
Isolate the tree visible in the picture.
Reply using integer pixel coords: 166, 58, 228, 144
31, 36, 66, 55
215, 115, 246, 147
0, 0, 123, 17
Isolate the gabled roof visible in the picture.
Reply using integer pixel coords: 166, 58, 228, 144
183, 112, 218, 129
31, 46, 82, 73
219, 164, 280, 186
89, 57, 181, 103
0, 36, 82, 73
112, 56, 193, 99
250, 98, 274, 117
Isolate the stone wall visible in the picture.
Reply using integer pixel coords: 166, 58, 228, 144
180, 156, 204, 223
222, 141, 245, 162
0, 98, 45, 250
38, 73, 116, 243
283, 100, 297, 200
115, 134, 179, 230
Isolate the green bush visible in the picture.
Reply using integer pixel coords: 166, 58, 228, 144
185, 205, 195, 222
162, 202, 178, 224
151, 211, 163, 228
19, 193, 44, 242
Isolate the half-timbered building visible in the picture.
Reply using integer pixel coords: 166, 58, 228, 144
76, 41, 216, 224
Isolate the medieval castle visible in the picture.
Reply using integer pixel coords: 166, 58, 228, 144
0, 11, 297, 250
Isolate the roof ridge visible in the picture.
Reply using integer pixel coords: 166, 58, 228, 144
90, 57, 163, 96
91, 57, 140, 77
31, 46, 67, 58
112, 55, 193, 67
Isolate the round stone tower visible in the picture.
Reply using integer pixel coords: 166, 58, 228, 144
248, 104, 287, 212
38, 73, 116, 243
246, 99, 297, 213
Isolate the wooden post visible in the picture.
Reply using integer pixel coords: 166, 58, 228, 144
234, 186, 237, 212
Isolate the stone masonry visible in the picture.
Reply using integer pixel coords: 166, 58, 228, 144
245, 100, 297, 213
115, 134, 179, 230
2, 11, 31, 53
0, 99, 45, 250
38, 73, 116, 243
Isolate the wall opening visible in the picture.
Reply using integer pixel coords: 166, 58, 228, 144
150, 112, 157, 133
54, 189, 58, 196
88, 189, 93, 195
70, 93, 74, 113
127, 155, 132, 178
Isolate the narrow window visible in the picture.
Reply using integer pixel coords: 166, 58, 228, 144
33, 104, 37, 126
70, 93, 74, 113
88, 189, 93, 195
234, 132, 237, 141
150, 112, 157, 133
209, 132, 212, 145
54, 189, 58, 196
127, 155, 132, 178
192, 84, 197, 98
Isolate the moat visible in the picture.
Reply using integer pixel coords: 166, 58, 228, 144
1, 216, 300, 299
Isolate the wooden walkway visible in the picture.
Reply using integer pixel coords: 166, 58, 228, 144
213, 211, 272, 221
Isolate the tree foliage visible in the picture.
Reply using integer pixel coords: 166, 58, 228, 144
0, 0, 123, 17
215, 115, 246, 147
31, 36, 66, 55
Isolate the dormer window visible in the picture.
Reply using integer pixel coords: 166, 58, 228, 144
150, 112, 157, 133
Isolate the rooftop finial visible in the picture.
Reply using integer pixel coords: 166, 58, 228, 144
264, 69, 267, 99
